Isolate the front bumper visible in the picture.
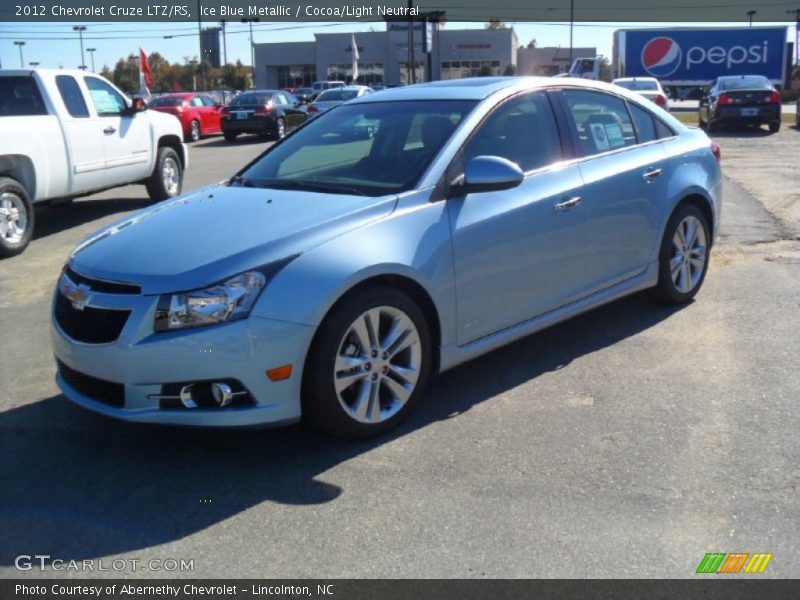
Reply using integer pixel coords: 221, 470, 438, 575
52, 289, 315, 427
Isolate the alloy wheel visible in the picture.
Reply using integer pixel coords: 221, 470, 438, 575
0, 192, 28, 245
190, 121, 200, 142
162, 157, 181, 196
333, 306, 422, 424
670, 215, 707, 294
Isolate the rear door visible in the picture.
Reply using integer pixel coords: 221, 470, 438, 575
54, 74, 107, 193
83, 76, 152, 183
558, 88, 667, 293
197, 94, 221, 132
448, 90, 587, 345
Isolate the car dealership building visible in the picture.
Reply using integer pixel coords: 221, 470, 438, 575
253, 25, 519, 89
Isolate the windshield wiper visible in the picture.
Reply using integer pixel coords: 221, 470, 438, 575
229, 174, 256, 187
259, 180, 367, 196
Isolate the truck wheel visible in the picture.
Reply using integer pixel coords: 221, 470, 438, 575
146, 147, 183, 201
0, 177, 34, 258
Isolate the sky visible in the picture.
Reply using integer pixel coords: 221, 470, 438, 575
0, 20, 797, 71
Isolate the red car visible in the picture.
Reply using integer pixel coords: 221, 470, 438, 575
149, 93, 222, 142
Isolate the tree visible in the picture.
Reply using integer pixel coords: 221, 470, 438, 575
503, 64, 518, 76
599, 56, 612, 83
486, 19, 507, 29
477, 65, 494, 77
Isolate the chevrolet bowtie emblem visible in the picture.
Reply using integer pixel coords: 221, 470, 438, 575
63, 281, 92, 311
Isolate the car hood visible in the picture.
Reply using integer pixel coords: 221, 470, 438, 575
69, 184, 397, 295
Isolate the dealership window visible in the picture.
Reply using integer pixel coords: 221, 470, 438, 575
399, 61, 425, 85
56, 75, 89, 118
562, 89, 636, 156
327, 63, 384, 86
440, 60, 500, 80
276, 65, 316, 88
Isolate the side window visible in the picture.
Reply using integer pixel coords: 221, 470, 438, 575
84, 77, 127, 116
462, 92, 561, 172
274, 94, 288, 106
629, 102, 657, 144
200, 95, 216, 107
655, 118, 675, 139
562, 89, 636, 156
56, 76, 89, 118
0, 76, 48, 117
190, 96, 204, 108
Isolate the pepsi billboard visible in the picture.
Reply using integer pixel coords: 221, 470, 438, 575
619, 27, 787, 84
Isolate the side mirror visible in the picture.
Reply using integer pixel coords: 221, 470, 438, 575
124, 96, 147, 115
453, 156, 524, 196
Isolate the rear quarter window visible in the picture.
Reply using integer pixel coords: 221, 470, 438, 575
0, 76, 48, 117
56, 75, 89, 118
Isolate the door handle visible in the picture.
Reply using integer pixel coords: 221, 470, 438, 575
643, 167, 663, 182
554, 196, 582, 212
103, 126, 116, 135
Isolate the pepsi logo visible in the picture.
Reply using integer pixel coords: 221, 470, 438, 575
641, 37, 682, 77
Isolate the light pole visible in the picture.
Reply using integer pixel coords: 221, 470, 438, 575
220, 20, 228, 65
189, 59, 199, 91
29, 61, 39, 67
789, 9, 800, 69
196, 0, 205, 90
242, 18, 259, 86
73, 26, 87, 70
86, 47, 96, 72
747, 10, 756, 27
569, 0, 574, 66
14, 41, 25, 68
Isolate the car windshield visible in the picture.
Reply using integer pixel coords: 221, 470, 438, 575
150, 96, 186, 107
234, 100, 476, 197
615, 80, 658, 91
317, 89, 360, 102
230, 92, 272, 106
719, 76, 771, 90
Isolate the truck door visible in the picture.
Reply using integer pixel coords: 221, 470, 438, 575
83, 76, 152, 183
53, 74, 107, 194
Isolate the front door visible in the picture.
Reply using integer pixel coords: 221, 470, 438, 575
447, 91, 588, 345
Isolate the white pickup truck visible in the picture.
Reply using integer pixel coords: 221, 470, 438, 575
0, 69, 188, 257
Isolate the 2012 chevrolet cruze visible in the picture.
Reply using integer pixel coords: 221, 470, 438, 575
52, 77, 722, 438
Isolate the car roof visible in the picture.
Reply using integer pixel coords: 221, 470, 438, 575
717, 74, 768, 80
613, 77, 658, 82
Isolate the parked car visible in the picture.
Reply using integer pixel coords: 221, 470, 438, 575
699, 75, 782, 133
294, 87, 314, 104
52, 77, 721, 437
205, 89, 238, 107
220, 90, 306, 142
149, 92, 223, 142
311, 80, 345, 99
612, 77, 669, 110
306, 85, 374, 118
0, 69, 187, 257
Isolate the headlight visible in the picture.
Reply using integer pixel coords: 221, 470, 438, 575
154, 254, 299, 332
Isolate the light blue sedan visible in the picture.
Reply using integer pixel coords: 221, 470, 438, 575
52, 77, 722, 437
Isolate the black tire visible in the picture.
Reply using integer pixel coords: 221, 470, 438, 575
223, 132, 238, 143
769, 120, 781, 133
302, 285, 432, 438
796, 113, 800, 129
650, 203, 711, 305
186, 120, 201, 142
145, 147, 183, 201
0, 177, 34, 258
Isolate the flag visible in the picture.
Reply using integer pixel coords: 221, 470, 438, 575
139, 47, 152, 97
351, 34, 359, 83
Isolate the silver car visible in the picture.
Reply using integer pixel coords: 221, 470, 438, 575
306, 85, 374, 119
52, 77, 722, 438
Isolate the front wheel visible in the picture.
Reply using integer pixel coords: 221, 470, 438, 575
0, 177, 34, 258
145, 147, 183, 201
302, 286, 432, 438
650, 204, 710, 304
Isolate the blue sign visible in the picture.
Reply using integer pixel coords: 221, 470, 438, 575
622, 27, 787, 83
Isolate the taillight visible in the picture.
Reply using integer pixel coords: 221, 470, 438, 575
717, 93, 731, 105
765, 91, 781, 104
653, 95, 666, 107
710, 142, 721, 163
307, 104, 318, 113
254, 105, 273, 116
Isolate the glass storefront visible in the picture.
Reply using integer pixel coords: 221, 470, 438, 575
276, 65, 316, 88
399, 61, 425, 85
327, 63, 385, 86
440, 60, 501, 80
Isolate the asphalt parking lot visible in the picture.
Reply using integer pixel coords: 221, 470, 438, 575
1, 126, 799, 578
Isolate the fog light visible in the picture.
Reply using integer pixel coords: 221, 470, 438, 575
211, 382, 234, 407
180, 384, 198, 408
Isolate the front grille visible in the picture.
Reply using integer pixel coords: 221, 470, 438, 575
57, 360, 125, 408
65, 267, 141, 294
54, 292, 130, 344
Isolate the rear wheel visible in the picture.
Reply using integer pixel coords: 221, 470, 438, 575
302, 286, 432, 438
651, 204, 710, 304
145, 147, 183, 201
769, 120, 781, 133
187, 120, 201, 142
223, 131, 238, 143
0, 177, 33, 258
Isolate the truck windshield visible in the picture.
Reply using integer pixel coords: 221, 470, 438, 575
234, 100, 476, 197
0, 76, 48, 117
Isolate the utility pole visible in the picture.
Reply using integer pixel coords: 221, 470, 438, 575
14, 41, 25, 68
29, 61, 40, 67
220, 20, 227, 65
87, 47, 96, 72
747, 10, 756, 27
569, 0, 574, 66
789, 9, 800, 68
73, 26, 86, 70
242, 18, 259, 86
407, 0, 415, 84
196, 0, 205, 90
